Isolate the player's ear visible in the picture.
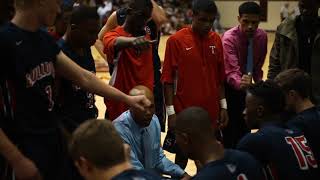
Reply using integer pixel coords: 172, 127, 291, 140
242, 108, 247, 117
180, 132, 190, 145
75, 157, 91, 176
126, 7, 133, 15
257, 105, 264, 117
288, 90, 297, 98
191, 10, 196, 18
71, 24, 77, 30
238, 15, 241, 23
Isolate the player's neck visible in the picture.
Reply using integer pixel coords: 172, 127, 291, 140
198, 141, 224, 166
11, 9, 40, 32
295, 98, 315, 113
123, 21, 139, 36
191, 25, 208, 39
98, 161, 133, 180
261, 113, 283, 126
63, 33, 85, 56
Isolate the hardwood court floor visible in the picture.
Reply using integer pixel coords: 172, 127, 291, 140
92, 32, 276, 176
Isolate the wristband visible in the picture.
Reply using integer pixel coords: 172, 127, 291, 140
166, 105, 175, 116
220, 98, 227, 109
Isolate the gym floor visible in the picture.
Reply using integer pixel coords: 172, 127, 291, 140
91, 32, 276, 176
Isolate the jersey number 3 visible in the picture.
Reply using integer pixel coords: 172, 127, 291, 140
285, 136, 318, 170
45, 85, 54, 111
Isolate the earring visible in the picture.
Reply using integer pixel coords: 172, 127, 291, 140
71, 24, 77, 30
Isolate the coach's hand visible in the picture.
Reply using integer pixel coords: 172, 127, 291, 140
240, 74, 252, 90
12, 156, 42, 180
168, 114, 176, 131
219, 108, 229, 129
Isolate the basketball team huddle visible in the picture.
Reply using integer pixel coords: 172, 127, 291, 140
0, 0, 320, 179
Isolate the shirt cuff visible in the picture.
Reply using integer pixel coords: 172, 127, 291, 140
174, 168, 185, 178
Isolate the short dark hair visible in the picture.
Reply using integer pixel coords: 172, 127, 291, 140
247, 80, 286, 114
69, 119, 125, 169
192, 0, 218, 15
239, 1, 261, 16
55, 3, 73, 21
128, 0, 153, 13
70, 5, 99, 25
176, 107, 215, 140
274, 69, 312, 99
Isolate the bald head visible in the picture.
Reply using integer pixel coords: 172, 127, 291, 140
176, 107, 215, 140
129, 85, 154, 103
129, 86, 154, 127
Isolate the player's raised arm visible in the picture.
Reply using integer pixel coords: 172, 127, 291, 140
98, 11, 118, 41
150, 0, 168, 29
55, 51, 150, 110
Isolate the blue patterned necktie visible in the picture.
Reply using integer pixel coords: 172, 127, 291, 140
246, 38, 254, 74
141, 129, 152, 169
